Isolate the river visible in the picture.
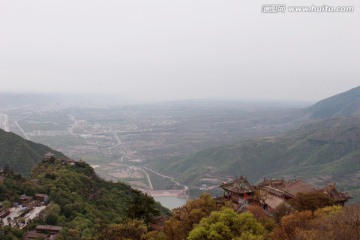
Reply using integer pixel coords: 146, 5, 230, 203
154, 196, 187, 209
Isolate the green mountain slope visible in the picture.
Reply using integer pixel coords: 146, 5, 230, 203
0, 129, 67, 176
152, 118, 360, 202
0, 157, 168, 239
307, 86, 360, 119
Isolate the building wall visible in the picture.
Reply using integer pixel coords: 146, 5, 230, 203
261, 190, 285, 209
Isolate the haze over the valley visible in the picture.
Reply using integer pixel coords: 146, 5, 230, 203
1, 0, 359, 103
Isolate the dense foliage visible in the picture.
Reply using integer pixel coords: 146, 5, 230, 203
272, 205, 360, 240
0, 160, 169, 239
145, 192, 360, 240
187, 208, 266, 240
163, 193, 217, 240
0, 129, 67, 176
97, 219, 148, 240
287, 192, 335, 211
2, 176, 360, 240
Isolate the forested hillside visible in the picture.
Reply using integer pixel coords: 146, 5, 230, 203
0, 158, 168, 239
0, 129, 67, 176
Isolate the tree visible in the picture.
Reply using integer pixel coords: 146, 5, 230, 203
187, 208, 266, 240
2, 200, 11, 209
163, 193, 217, 240
46, 213, 58, 225
247, 205, 275, 231
272, 205, 360, 240
0, 225, 23, 240
325, 204, 360, 240
97, 219, 147, 240
40, 203, 61, 225
288, 192, 335, 211
144, 231, 167, 240
126, 191, 160, 224
272, 210, 313, 240
272, 203, 295, 224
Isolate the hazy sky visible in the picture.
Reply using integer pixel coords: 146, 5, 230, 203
0, 0, 359, 102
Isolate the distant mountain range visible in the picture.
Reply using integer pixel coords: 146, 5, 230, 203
152, 86, 360, 202
0, 129, 67, 176
307, 86, 360, 119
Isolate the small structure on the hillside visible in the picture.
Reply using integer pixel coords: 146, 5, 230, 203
258, 178, 317, 209
280, 179, 316, 195
36, 225, 62, 234
24, 225, 62, 240
35, 194, 50, 205
321, 184, 351, 205
259, 178, 317, 195
220, 176, 255, 203
258, 178, 287, 189
67, 159, 76, 165
23, 231, 48, 240
257, 186, 294, 210
60, 159, 76, 166
0, 208, 10, 218
19, 194, 33, 204
43, 152, 56, 163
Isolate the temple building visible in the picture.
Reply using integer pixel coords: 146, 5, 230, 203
220, 176, 255, 203
321, 183, 351, 205
42, 152, 56, 163
257, 178, 351, 210
217, 177, 351, 212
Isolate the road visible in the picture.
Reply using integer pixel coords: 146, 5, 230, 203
144, 167, 189, 192
14, 121, 30, 140
108, 132, 122, 150
68, 115, 80, 136
120, 151, 126, 162
141, 167, 154, 190
0, 114, 10, 132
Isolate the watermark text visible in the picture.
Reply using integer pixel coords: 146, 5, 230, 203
262, 4, 355, 13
